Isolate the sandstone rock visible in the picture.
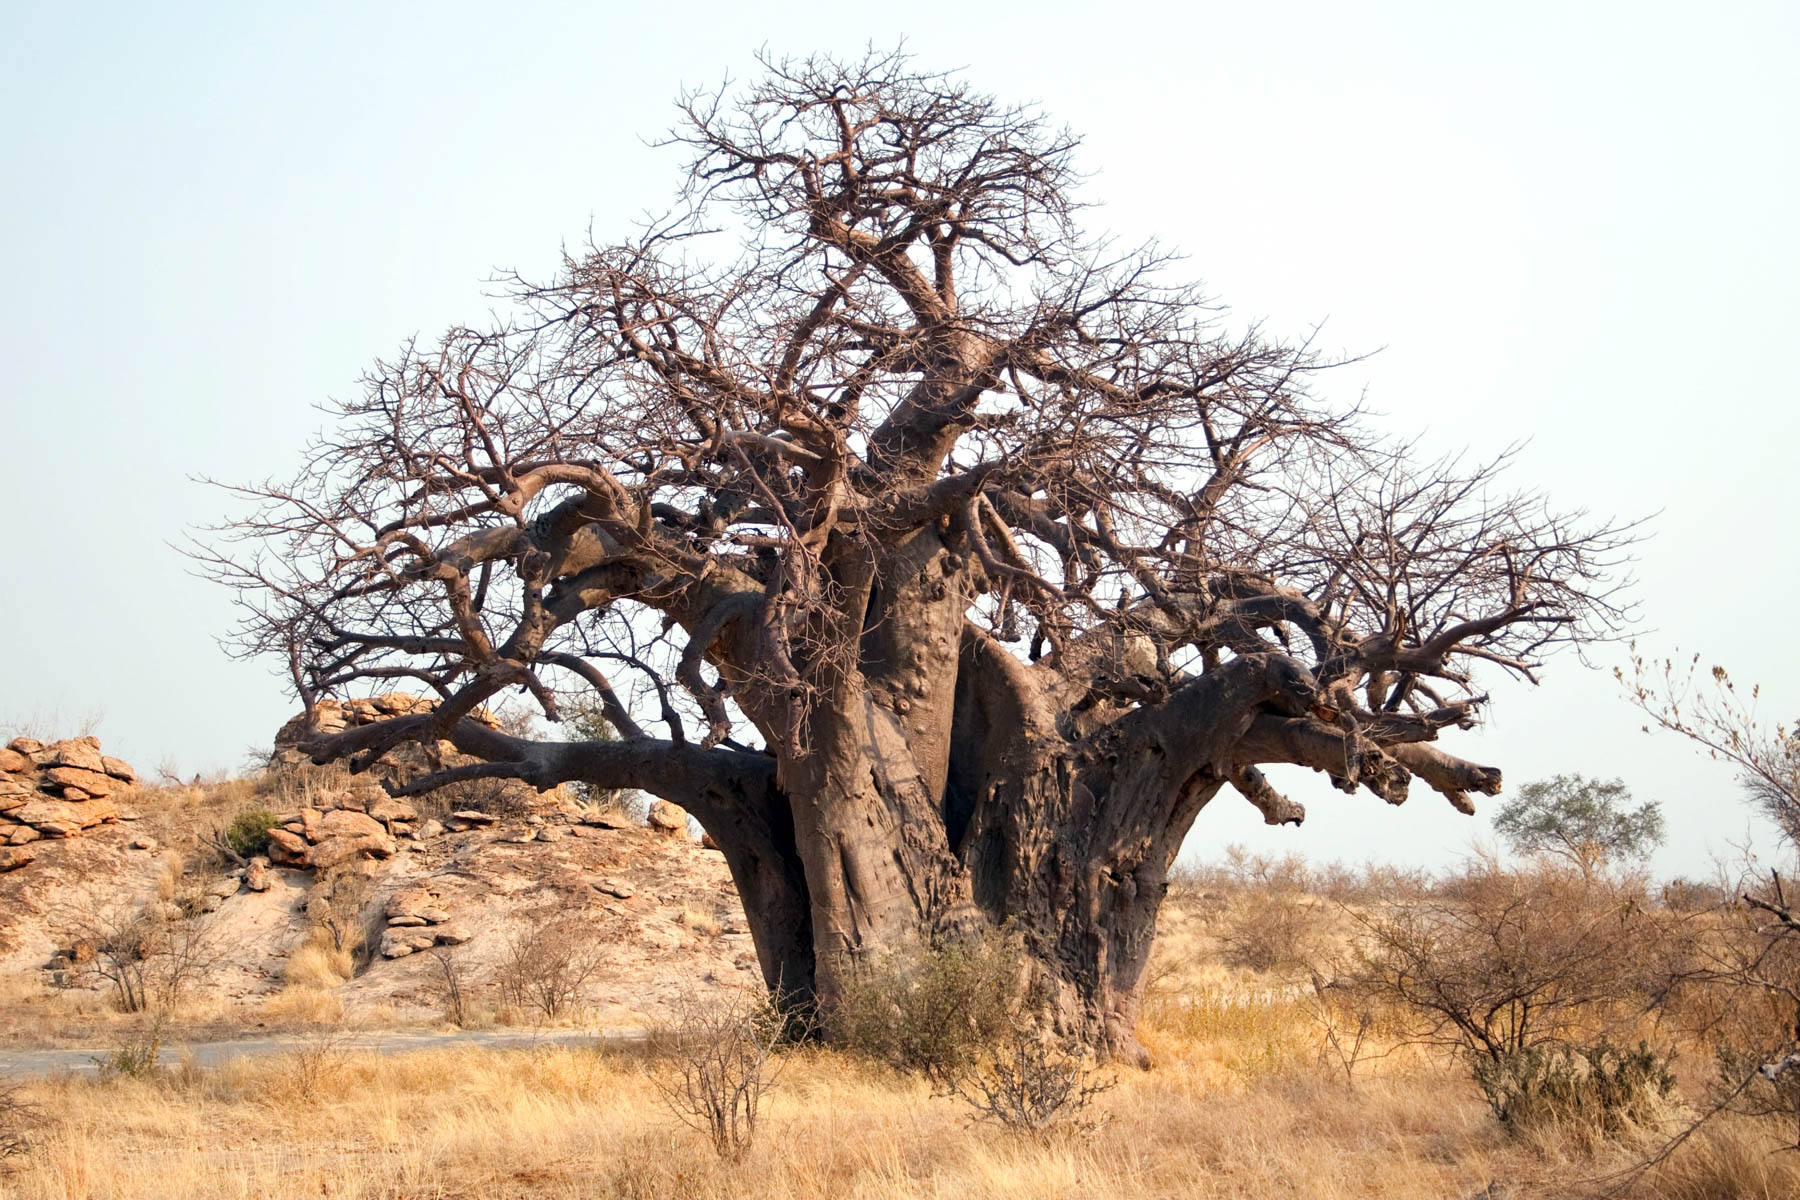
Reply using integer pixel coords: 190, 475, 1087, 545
386, 887, 437, 920
388, 915, 429, 927
701, 832, 721, 851
503, 830, 538, 844
416, 906, 452, 924
416, 819, 445, 840
579, 810, 629, 829
267, 828, 310, 866
58, 787, 92, 802
0, 779, 30, 810
14, 797, 117, 837
306, 832, 396, 871
8, 826, 41, 845
244, 857, 272, 892
434, 924, 470, 945
535, 826, 566, 843
6, 737, 44, 755
648, 800, 688, 835
207, 875, 241, 901
450, 809, 498, 826
100, 756, 137, 783
41, 739, 105, 774
380, 927, 439, 958
367, 796, 417, 825
315, 809, 386, 842
129, 835, 159, 851
44, 766, 115, 797
298, 808, 322, 841
0, 748, 31, 774
596, 878, 636, 899
0, 847, 35, 872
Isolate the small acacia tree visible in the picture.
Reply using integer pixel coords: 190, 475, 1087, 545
207, 49, 1632, 1059
1492, 774, 1665, 878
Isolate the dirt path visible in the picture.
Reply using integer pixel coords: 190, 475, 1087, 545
0, 1027, 648, 1077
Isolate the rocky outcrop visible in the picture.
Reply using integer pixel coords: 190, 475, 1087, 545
272, 694, 501, 774
0, 737, 134, 854
648, 800, 689, 837
379, 885, 470, 957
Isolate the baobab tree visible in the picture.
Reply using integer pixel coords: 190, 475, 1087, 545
209, 49, 1632, 1061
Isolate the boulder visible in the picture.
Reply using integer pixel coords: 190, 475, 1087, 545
535, 826, 566, 843
306, 832, 396, 871
40, 739, 105, 774
596, 878, 636, 900
5, 738, 44, 756
244, 856, 272, 891
0, 748, 32, 774
379, 927, 440, 958
367, 796, 417, 825
648, 800, 688, 835
100, 756, 137, 783
13, 797, 117, 837
43, 766, 115, 797
416, 819, 445, 840
385, 887, 438, 921
266, 828, 310, 866
0, 778, 30, 810
314, 809, 387, 842
0, 847, 35, 873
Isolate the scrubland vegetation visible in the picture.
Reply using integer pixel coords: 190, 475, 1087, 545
3, 842, 1798, 1199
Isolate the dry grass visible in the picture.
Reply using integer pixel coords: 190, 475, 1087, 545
4, 1037, 1791, 1199
3, 851, 1795, 1197
678, 907, 723, 938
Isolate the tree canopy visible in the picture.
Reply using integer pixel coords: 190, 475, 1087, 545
1492, 774, 1665, 875
206, 49, 1635, 1056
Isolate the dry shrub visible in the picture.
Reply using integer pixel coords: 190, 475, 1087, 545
61, 886, 226, 1013
649, 989, 803, 1161
934, 1026, 1114, 1133
93, 1010, 169, 1079
1217, 890, 1324, 974
1347, 858, 1685, 1063
1473, 1040, 1677, 1134
303, 865, 379, 967
0, 1084, 38, 1168
495, 915, 605, 1018
426, 947, 471, 1027
277, 1024, 354, 1104
833, 930, 1022, 1076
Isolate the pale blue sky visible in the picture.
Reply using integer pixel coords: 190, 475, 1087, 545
2, 1, 1794, 876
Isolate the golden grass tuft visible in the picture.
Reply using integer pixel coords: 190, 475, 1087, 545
283, 935, 354, 990
678, 907, 723, 938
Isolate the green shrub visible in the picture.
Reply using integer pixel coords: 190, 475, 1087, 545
1473, 1040, 1677, 1133
224, 806, 280, 858
833, 930, 1023, 1077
